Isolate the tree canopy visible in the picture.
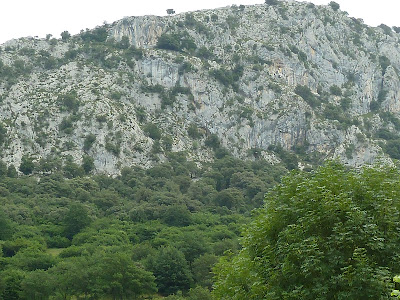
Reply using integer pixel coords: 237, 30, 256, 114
213, 162, 400, 299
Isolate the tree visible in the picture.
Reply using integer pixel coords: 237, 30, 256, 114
265, 0, 279, 5
167, 9, 176, 15
149, 246, 192, 295
19, 154, 35, 175
0, 210, 12, 240
96, 251, 157, 299
213, 162, 400, 299
328, 1, 340, 11
63, 202, 91, 239
61, 30, 71, 41
82, 155, 95, 174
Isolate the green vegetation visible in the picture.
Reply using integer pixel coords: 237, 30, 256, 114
295, 85, 320, 108
328, 1, 340, 11
214, 162, 400, 299
156, 32, 197, 53
210, 65, 244, 91
0, 152, 287, 299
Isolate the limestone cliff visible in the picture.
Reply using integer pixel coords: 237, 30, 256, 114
0, 0, 399, 174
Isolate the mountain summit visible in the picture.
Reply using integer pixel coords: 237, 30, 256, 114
0, 0, 399, 174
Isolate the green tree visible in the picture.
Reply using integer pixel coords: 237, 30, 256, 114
82, 155, 95, 174
19, 155, 35, 175
96, 251, 157, 299
61, 31, 71, 41
63, 202, 91, 239
329, 1, 340, 11
213, 162, 400, 299
149, 246, 192, 295
0, 210, 12, 240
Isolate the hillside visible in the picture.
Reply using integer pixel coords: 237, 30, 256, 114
0, 1, 400, 174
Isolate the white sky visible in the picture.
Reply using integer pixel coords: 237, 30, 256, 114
0, 0, 399, 44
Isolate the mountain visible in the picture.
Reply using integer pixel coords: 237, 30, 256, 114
1, 0, 399, 175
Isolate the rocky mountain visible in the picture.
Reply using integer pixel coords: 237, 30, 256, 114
1, 0, 400, 174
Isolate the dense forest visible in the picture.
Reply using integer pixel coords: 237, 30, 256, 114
0, 152, 287, 299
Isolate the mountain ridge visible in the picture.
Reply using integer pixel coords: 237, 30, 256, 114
0, 0, 399, 175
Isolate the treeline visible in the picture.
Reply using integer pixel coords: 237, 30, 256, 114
0, 152, 287, 299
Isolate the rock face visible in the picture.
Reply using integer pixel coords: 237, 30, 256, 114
0, 0, 400, 174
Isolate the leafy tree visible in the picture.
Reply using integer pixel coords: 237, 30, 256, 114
96, 251, 157, 299
0, 210, 12, 240
149, 246, 192, 295
19, 155, 35, 175
295, 85, 320, 108
143, 123, 162, 140
167, 9, 176, 15
328, 1, 340, 11
63, 202, 91, 239
83, 133, 96, 151
61, 30, 71, 41
82, 155, 95, 174
20, 270, 53, 300
213, 162, 400, 299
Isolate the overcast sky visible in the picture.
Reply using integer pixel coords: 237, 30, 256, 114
0, 0, 399, 44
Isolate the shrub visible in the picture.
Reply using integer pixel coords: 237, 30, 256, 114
19, 155, 35, 175
328, 1, 340, 11
329, 85, 342, 96
156, 32, 197, 53
83, 134, 96, 151
294, 85, 320, 108
143, 123, 161, 140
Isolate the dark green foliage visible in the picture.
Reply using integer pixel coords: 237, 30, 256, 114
188, 123, 202, 139
0, 151, 287, 299
393, 26, 400, 34
178, 61, 193, 75
378, 89, 388, 102
265, 0, 279, 5
82, 155, 95, 174
156, 32, 197, 53
63, 157, 85, 178
268, 144, 298, 170
19, 155, 35, 175
210, 65, 243, 89
60, 31, 71, 41
83, 133, 96, 151
295, 85, 320, 108
205, 134, 221, 150
59, 115, 80, 134
149, 246, 192, 295
328, 1, 340, 11
196, 46, 213, 59
143, 123, 161, 140
80, 26, 108, 43
329, 84, 342, 96
375, 128, 398, 140
105, 141, 121, 157
340, 97, 352, 111
0, 210, 12, 240
63, 203, 91, 239
379, 111, 400, 130
379, 55, 391, 75
214, 163, 400, 299
379, 24, 393, 36
57, 91, 80, 112
0, 122, 7, 145
384, 140, 400, 159
370, 100, 380, 112
226, 15, 240, 30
